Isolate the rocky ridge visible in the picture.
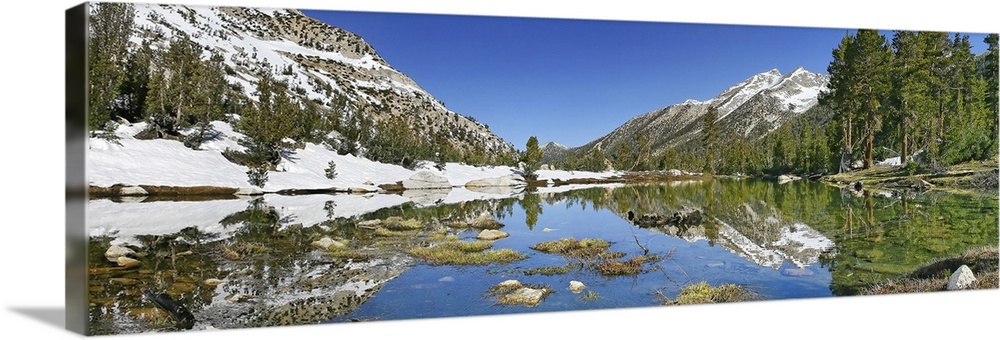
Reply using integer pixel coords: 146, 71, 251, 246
131, 4, 516, 161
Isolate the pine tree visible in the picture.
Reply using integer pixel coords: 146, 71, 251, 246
522, 136, 543, 177
889, 30, 931, 166
236, 71, 299, 167
853, 30, 893, 169
88, 2, 136, 130
701, 106, 721, 173
984, 34, 999, 157
613, 141, 632, 171
940, 34, 992, 163
631, 133, 652, 171
825, 30, 892, 170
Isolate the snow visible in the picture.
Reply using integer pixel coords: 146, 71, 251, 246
130, 4, 414, 110
85, 115, 632, 246
878, 157, 902, 166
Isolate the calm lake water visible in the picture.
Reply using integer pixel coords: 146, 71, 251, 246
86, 179, 998, 334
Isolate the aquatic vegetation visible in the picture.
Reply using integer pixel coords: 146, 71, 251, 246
861, 246, 1000, 295
664, 281, 762, 305
580, 290, 600, 301
523, 264, 580, 276
530, 238, 613, 258
382, 216, 423, 231
593, 254, 660, 276
409, 240, 525, 265
531, 237, 659, 276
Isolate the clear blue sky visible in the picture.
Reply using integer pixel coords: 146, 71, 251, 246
301, 9, 989, 148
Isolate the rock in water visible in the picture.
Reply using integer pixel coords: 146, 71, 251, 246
120, 186, 149, 196
777, 174, 801, 184
115, 256, 141, 269
311, 237, 345, 250
477, 229, 510, 240
143, 290, 196, 330
947, 265, 977, 290
105, 245, 136, 262
568, 281, 586, 293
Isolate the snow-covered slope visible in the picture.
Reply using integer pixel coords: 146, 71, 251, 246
86, 120, 618, 192
129, 3, 515, 160
581, 67, 829, 157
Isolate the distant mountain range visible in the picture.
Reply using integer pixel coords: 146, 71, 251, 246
545, 67, 829, 165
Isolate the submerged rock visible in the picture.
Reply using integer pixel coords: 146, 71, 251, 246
105, 245, 136, 262
503, 287, 548, 306
782, 268, 814, 277
777, 174, 802, 184
311, 237, 345, 250
477, 229, 510, 240
496, 279, 521, 288
489, 280, 553, 306
356, 219, 382, 229
115, 256, 141, 268
947, 265, 976, 290
120, 186, 149, 196
234, 187, 263, 196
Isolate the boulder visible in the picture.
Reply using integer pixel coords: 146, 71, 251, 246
356, 219, 382, 229
120, 186, 149, 196
504, 287, 548, 306
402, 171, 452, 190
568, 280, 586, 293
105, 245, 136, 262
491, 280, 552, 306
496, 279, 521, 288
234, 187, 263, 196
477, 229, 510, 240
203, 278, 224, 286
666, 169, 684, 177
777, 174, 802, 184
465, 174, 526, 188
115, 256, 141, 268
311, 237, 345, 250
947, 265, 977, 290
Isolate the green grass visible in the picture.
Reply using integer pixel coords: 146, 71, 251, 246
593, 255, 659, 276
530, 238, 612, 258
382, 216, 423, 231
860, 246, 999, 295
579, 290, 600, 301
523, 264, 580, 276
409, 240, 525, 265
665, 281, 762, 305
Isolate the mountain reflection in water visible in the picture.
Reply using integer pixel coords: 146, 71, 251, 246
86, 179, 997, 334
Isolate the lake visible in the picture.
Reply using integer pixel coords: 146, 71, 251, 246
85, 179, 998, 334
